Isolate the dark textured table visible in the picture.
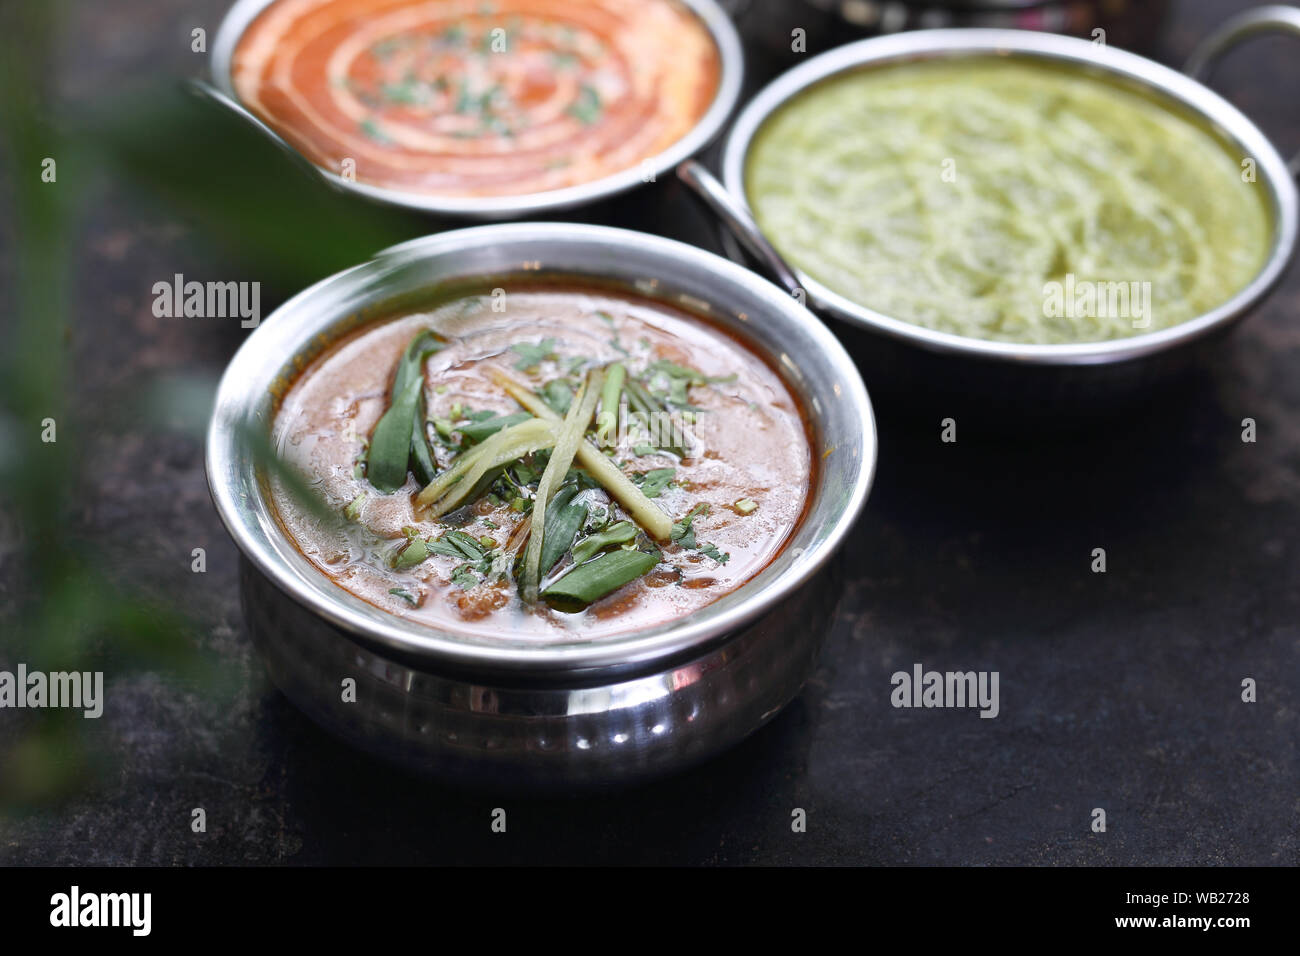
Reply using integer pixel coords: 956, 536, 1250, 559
3, 0, 1297, 865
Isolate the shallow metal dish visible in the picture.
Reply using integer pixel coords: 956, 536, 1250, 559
206, 223, 876, 788
684, 7, 1300, 414
740, 0, 1169, 62
199, 0, 743, 219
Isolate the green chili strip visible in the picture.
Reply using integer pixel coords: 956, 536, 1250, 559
570, 520, 637, 566
542, 548, 661, 609
538, 485, 587, 579
624, 379, 687, 457
392, 537, 428, 570
368, 331, 443, 493
416, 417, 554, 514
595, 361, 625, 446
624, 379, 658, 418
488, 367, 673, 541
457, 411, 532, 443
521, 371, 602, 602
410, 390, 438, 486
368, 374, 424, 493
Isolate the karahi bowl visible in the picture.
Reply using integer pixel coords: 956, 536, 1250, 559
205, 222, 876, 789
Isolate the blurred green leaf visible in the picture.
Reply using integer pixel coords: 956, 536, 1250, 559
83, 84, 423, 288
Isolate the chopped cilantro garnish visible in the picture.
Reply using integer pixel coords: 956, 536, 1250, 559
568, 84, 602, 125
370, 37, 402, 59
450, 564, 480, 590
360, 118, 390, 143
667, 503, 727, 563
428, 530, 486, 562
671, 503, 709, 549
699, 543, 730, 564
381, 82, 424, 105
636, 468, 675, 498
344, 493, 367, 521
541, 379, 574, 415
388, 587, 418, 605
510, 338, 557, 370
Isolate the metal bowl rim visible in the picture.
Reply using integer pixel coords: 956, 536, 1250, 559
205, 222, 877, 675
209, 0, 745, 218
720, 27, 1299, 366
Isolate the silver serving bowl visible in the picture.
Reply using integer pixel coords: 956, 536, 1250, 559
206, 223, 876, 789
682, 7, 1300, 415
739, 0, 1169, 61
196, 0, 743, 219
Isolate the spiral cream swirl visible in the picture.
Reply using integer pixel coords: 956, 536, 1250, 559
233, 0, 720, 197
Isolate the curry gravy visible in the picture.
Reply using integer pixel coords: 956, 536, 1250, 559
232, 0, 721, 197
269, 287, 812, 641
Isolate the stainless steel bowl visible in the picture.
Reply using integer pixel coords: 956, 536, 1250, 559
683, 7, 1300, 416
198, 0, 744, 219
206, 223, 876, 788
740, 0, 1169, 62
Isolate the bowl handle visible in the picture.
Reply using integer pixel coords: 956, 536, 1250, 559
676, 160, 808, 302
185, 78, 344, 191
1185, 4, 1300, 178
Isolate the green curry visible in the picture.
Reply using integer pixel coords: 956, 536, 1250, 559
745, 58, 1271, 344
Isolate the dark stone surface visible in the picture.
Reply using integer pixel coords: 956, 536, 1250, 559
2, 0, 1296, 865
